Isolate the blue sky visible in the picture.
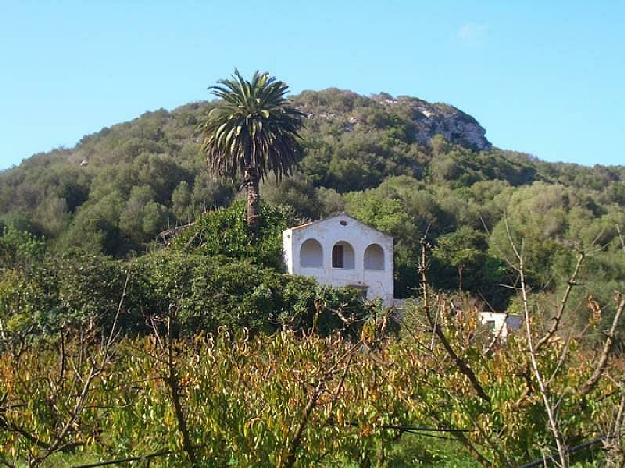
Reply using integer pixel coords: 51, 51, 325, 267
1, 0, 624, 169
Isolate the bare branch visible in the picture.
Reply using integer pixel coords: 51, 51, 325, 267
281, 341, 361, 468
419, 238, 490, 403
164, 307, 197, 466
604, 386, 625, 466
578, 292, 625, 396
73, 449, 173, 467
616, 224, 625, 252
30, 273, 130, 466
506, 218, 569, 467
536, 252, 585, 351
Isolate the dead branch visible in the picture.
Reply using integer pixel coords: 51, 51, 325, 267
30, 274, 129, 466
280, 341, 361, 468
73, 449, 173, 467
157, 222, 195, 245
535, 252, 585, 351
616, 224, 625, 252
505, 218, 569, 467
419, 238, 491, 403
604, 386, 625, 466
578, 292, 625, 397
164, 307, 197, 466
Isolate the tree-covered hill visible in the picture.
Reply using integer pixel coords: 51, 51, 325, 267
2, 87, 625, 466
1, 88, 624, 310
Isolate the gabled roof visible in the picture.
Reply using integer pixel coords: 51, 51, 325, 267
286, 213, 392, 240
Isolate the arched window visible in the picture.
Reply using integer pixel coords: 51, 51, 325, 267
364, 243, 385, 270
332, 241, 355, 269
300, 238, 323, 268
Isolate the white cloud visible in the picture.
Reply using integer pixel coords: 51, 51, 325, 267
457, 23, 488, 45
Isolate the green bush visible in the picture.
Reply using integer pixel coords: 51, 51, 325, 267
0, 249, 371, 340
0, 226, 46, 271
0, 252, 127, 343
171, 200, 293, 270
129, 251, 370, 336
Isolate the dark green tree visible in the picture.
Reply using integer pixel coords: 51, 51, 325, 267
200, 70, 304, 235
434, 226, 488, 291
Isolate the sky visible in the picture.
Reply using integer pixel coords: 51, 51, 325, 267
1, 0, 624, 170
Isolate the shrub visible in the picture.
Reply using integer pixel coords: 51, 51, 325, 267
0, 226, 46, 272
129, 251, 370, 336
171, 200, 293, 270
0, 250, 371, 340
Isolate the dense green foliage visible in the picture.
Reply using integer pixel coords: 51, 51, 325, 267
0, 203, 370, 346
1, 88, 625, 465
1, 89, 623, 319
1, 304, 621, 466
171, 200, 291, 270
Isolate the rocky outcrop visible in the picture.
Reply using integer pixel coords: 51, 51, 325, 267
377, 95, 492, 151
296, 89, 492, 151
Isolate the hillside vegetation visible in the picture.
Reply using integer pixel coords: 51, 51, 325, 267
1, 88, 624, 311
1, 88, 625, 465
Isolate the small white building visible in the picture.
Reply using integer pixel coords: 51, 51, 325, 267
479, 312, 523, 341
283, 214, 394, 306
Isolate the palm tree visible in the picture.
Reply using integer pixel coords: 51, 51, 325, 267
200, 70, 304, 236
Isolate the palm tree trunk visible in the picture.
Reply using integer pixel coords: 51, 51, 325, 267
244, 166, 261, 237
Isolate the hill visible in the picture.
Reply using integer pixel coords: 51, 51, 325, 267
1, 88, 624, 308
2, 88, 625, 466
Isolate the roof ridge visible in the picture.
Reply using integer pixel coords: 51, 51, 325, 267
286, 213, 392, 239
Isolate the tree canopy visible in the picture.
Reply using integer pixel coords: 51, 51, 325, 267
200, 70, 303, 233
0, 87, 624, 318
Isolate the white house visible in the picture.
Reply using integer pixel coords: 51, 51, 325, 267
479, 312, 523, 341
283, 214, 522, 339
282, 214, 394, 306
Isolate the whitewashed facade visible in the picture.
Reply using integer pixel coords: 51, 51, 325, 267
479, 312, 523, 341
283, 214, 394, 306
